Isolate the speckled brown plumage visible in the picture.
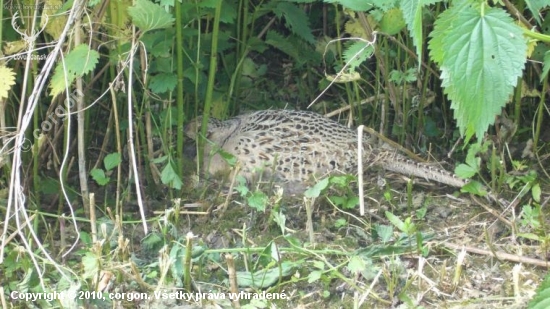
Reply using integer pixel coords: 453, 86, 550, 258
185, 110, 466, 193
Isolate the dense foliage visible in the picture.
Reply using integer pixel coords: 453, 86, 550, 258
0, 0, 549, 307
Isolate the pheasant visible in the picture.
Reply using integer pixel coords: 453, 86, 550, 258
184, 109, 467, 194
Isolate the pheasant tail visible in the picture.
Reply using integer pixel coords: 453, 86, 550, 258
377, 152, 467, 188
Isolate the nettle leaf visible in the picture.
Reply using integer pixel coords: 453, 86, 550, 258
429, 3, 527, 140
428, 2, 457, 65
385, 211, 406, 232
342, 40, 374, 73
128, 0, 175, 32
160, 161, 183, 190
371, 0, 398, 11
454, 163, 477, 179
379, 8, 406, 35
525, 0, 548, 25
347, 255, 367, 275
103, 153, 121, 171
274, 2, 315, 44
460, 180, 487, 196
149, 73, 177, 93
265, 30, 300, 61
90, 168, 109, 186
528, 268, 550, 309
218, 1, 237, 24
50, 44, 99, 97
400, 0, 423, 62
247, 190, 268, 211
324, 0, 373, 11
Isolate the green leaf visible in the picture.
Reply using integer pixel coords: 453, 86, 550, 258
460, 180, 487, 196
374, 224, 393, 243
329, 196, 345, 206
149, 73, 177, 93
271, 211, 287, 233
248, 190, 268, 211
400, 0, 423, 62
524, 0, 548, 25
284, 235, 302, 247
195, 0, 235, 24
330, 195, 359, 209
541, 51, 550, 81
385, 211, 406, 232
429, 3, 527, 139
90, 168, 109, 186
307, 270, 323, 283
103, 153, 121, 171
379, 7, 406, 35
334, 218, 347, 228
428, 2, 457, 65
305, 178, 329, 198
371, 0, 398, 11
79, 231, 92, 245
235, 176, 249, 196
50, 44, 99, 97
416, 206, 427, 219
217, 148, 237, 166
265, 30, 300, 62
324, 0, 373, 11
532, 183, 541, 202
528, 271, 550, 309
517, 233, 541, 241
81, 252, 100, 279
343, 196, 359, 209
329, 175, 355, 187
160, 161, 183, 190
274, 2, 315, 44
455, 163, 477, 178
347, 255, 367, 274
128, 0, 175, 32
342, 41, 374, 73
152, 155, 168, 164
257, 241, 276, 265
236, 261, 295, 288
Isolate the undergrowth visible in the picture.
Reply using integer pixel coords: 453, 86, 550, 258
1, 0, 549, 308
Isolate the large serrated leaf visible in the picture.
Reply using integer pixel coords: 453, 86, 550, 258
429, 4, 527, 140
149, 73, 177, 93
247, 190, 268, 211
400, 0, 423, 62
128, 0, 175, 32
342, 40, 374, 73
265, 30, 300, 61
50, 44, 99, 97
273, 2, 315, 44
